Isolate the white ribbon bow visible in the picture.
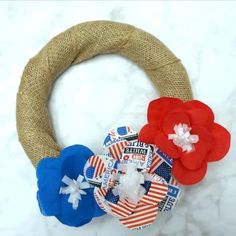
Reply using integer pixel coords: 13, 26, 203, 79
168, 123, 199, 152
59, 175, 90, 210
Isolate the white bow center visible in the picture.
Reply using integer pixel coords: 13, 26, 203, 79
168, 123, 199, 152
59, 175, 90, 210
113, 164, 146, 204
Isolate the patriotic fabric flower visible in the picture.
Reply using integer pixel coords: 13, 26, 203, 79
36, 145, 105, 227
83, 126, 182, 230
139, 97, 231, 185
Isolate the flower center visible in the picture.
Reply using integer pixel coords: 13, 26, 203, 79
168, 123, 199, 152
59, 175, 90, 210
113, 165, 146, 204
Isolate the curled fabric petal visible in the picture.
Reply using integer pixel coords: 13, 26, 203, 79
56, 194, 94, 227
36, 158, 62, 216
207, 123, 231, 162
162, 111, 190, 135
36, 144, 106, 228
138, 122, 159, 144
186, 108, 214, 130
183, 100, 215, 121
155, 131, 179, 159
147, 97, 183, 123
119, 204, 159, 230
60, 145, 94, 179
172, 159, 207, 185
180, 141, 207, 170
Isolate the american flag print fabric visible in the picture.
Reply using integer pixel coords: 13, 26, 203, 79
139, 180, 168, 205
88, 126, 183, 230
108, 140, 129, 161
120, 203, 158, 230
158, 176, 181, 212
149, 151, 164, 174
88, 155, 106, 178
103, 126, 138, 148
108, 199, 136, 218
93, 172, 169, 230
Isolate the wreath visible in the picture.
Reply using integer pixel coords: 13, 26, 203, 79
16, 21, 230, 230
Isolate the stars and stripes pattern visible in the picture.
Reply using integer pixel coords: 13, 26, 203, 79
120, 203, 158, 230
94, 191, 107, 211
149, 152, 163, 173
88, 155, 106, 178
108, 140, 129, 161
108, 199, 136, 218
139, 180, 168, 205
97, 187, 108, 197
169, 176, 179, 186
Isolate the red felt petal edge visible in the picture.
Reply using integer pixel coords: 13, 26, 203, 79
180, 141, 208, 170
138, 122, 159, 144
183, 100, 215, 118
162, 111, 190, 135
172, 159, 208, 185
154, 131, 179, 159
186, 108, 214, 129
207, 123, 231, 162
147, 97, 183, 123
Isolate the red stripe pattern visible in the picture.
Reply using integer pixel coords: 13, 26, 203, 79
120, 203, 158, 230
108, 140, 129, 161
170, 176, 179, 186
89, 155, 106, 178
149, 152, 163, 173
139, 181, 168, 205
108, 199, 136, 218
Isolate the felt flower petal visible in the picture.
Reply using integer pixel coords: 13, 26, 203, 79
155, 131, 179, 159
61, 145, 94, 163
162, 112, 190, 135
138, 122, 159, 144
147, 97, 183, 123
36, 158, 62, 216
186, 108, 214, 129
56, 194, 94, 227
60, 145, 94, 179
183, 100, 214, 116
180, 142, 207, 170
37, 191, 61, 216
207, 123, 231, 162
172, 159, 207, 185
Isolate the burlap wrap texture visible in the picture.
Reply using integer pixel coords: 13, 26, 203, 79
16, 20, 193, 167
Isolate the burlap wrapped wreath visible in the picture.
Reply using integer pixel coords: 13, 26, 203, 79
16, 20, 193, 167
16, 21, 230, 229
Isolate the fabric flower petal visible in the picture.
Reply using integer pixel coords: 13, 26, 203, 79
179, 125, 213, 170
155, 131, 179, 159
172, 159, 207, 185
119, 204, 158, 230
162, 111, 190, 135
180, 142, 207, 170
138, 122, 159, 144
36, 158, 62, 216
186, 108, 214, 129
147, 97, 183, 123
207, 123, 231, 162
56, 194, 94, 227
60, 145, 94, 179
183, 100, 214, 115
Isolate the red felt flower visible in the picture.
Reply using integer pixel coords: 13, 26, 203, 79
138, 97, 231, 185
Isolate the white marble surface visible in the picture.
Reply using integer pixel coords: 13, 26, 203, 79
1, 1, 236, 236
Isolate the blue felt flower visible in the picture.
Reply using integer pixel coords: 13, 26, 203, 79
36, 144, 106, 227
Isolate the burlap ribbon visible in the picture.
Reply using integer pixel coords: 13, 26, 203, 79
16, 20, 193, 167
